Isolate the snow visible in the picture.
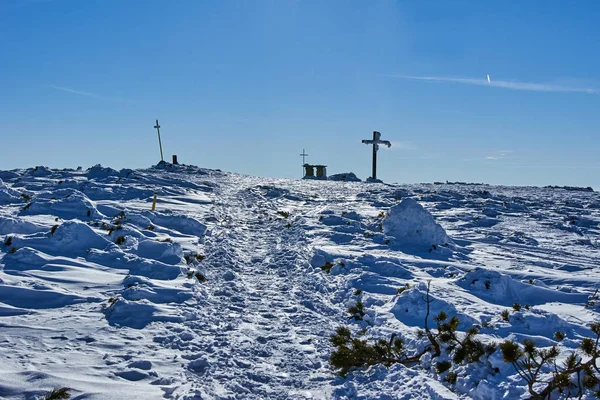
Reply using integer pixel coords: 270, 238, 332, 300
0, 164, 599, 399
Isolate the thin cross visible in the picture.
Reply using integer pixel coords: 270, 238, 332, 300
300, 149, 308, 177
300, 149, 308, 165
361, 131, 391, 180
154, 119, 164, 162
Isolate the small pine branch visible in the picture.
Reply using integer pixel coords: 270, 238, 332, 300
501, 324, 600, 399
347, 301, 366, 321
43, 387, 71, 400
329, 327, 424, 376
3, 235, 13, 247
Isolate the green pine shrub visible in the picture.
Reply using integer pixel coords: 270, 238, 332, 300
500, 322, 600, 398
347, 301, 366, 321
329, 327, 417, 376
3, 236, 13, 247
320, 261, 334, 273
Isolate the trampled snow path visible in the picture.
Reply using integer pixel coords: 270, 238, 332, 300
1, 164, 599, 399
168, 178, 339, 399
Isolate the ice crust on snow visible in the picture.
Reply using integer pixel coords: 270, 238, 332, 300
383, 197, 453, 249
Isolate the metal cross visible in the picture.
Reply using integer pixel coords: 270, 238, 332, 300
300, 149, 308, 165
154, 119, 164, 162
361, 131, 391, 180
300, 149, 308, 177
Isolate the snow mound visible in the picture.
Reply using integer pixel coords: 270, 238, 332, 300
255, 185, 290, 198
357, 255, 413, 279
0, 216, 46, 235
147, 213, 207, 237
136, 239, 184, 265
366, 177, 384, 183
391, 283, 477, 328
0, 284, 98, 309
382, 198, 453, 249
104, 298, 184, 329
28, 166, 53, 177
0, 171, 20, 180
328, 172, 361, 182
152, 160, 185, 171
457, 269, 589, 307
122, 276, 192, 304
86, 164, 120, 180
1, 247, 51, 271
20, 188, 102, 220
8, 222, 112, 257
46, 221, 112, 255
0, 179, 22, 204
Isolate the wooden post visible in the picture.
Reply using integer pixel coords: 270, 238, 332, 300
151, 194, 157, 211
372, 132, 378, 179
172, 155, 178, 165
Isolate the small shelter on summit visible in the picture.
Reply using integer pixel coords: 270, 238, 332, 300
303, 164, 327, 180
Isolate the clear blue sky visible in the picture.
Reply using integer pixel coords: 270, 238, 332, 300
2, 0, 600, 188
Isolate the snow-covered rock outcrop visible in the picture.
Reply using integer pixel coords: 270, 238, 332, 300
382, 198, 453, 249
328, 172, 361, 182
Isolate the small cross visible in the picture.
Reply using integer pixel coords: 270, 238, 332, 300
300, 149, 308, 177
154, 119, 164, 162
300, 149, 308, 165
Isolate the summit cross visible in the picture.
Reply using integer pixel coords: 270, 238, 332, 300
299, 149, 308, 176
154, 119, 164, 162
361, 131, 391, 180
300, 149, 308, 164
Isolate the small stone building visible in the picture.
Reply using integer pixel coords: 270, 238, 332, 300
303, 164, 327, 179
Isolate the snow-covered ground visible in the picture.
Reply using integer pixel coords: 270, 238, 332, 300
0, 164, 598, 399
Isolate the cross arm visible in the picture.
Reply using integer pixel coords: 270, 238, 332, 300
379, 140, 392, 148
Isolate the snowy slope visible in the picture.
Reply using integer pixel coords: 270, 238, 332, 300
0, 164, 599, 399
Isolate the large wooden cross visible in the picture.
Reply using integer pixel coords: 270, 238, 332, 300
361, 131, 391, 180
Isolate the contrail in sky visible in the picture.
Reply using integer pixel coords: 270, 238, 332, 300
49, 85, 132, 104
391, 75, 600, 94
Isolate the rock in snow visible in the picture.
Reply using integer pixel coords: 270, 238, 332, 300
382, 198, 453, 249
328, 172, 361, 182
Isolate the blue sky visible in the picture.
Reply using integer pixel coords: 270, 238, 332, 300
2, 0, 600, 188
